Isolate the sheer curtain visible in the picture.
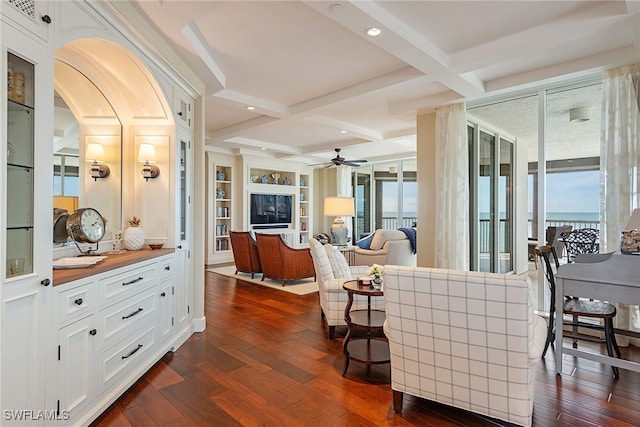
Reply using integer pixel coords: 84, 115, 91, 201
435, 103, 469, 269
600, 63, 640, 345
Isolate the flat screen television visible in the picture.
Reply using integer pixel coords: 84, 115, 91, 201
250, 194, 292, 226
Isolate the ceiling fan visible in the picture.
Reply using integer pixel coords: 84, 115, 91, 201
309, 148, 368, 168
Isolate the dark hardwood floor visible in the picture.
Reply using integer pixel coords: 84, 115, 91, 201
91, 270, 640, 426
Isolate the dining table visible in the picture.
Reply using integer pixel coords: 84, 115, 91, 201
555, 253, 640, 375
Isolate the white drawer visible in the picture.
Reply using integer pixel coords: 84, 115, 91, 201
99, 289, 156, 349
100, 264, 156, 307
97, 326, 155, 396
58, 283, 94, 325
158, 257, 174, 277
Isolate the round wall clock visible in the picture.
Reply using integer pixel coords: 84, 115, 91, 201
66, 208, 106, 254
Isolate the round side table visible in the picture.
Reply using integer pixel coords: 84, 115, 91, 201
342, 279, 389, 377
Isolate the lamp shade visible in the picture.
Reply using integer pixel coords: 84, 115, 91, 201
324, 196, 354, 217
85, 143, 105, 163
626, 208, 640, 229
138, 143, 157, 163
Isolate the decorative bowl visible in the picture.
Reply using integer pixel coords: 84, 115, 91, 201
149, 243, 164, 250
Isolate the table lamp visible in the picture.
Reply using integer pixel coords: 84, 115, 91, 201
626, 208, 640, 229
324, 196, 354, 246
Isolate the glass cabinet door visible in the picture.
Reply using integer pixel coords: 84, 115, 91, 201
6, 52, 34, 278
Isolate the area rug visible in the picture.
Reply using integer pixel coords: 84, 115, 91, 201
206, 265, 318, 295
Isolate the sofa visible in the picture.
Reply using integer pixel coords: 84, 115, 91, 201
308, 238, 384, 339
354, 229, 416, 266
383, 265, 547, 427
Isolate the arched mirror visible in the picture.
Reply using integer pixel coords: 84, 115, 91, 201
53, 59, 122, 246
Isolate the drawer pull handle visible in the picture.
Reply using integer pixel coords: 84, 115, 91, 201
122, 308, 143, 319
74, 298, 83, 305
122, 277, 144, 286
122, 344, 143, 359
160, 292, 166, 297
165, 266, 171, 270
89, 329, 97, 336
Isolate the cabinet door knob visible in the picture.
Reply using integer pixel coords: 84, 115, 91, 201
160, 292, 166, 297
74, 298, 83, 305
89, 329, 97, 336
178, 111, 183, 116
40, 278, 51, 287
177, 245, 182, 249
41, 14, 51, 24
164, 266, 171, 271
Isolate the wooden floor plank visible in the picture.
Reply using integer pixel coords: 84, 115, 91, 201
90, 270, 640, 427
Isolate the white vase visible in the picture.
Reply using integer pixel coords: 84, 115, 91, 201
124, 226, 145, 250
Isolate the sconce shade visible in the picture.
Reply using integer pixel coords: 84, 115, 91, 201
86, 143, 109, 181
86, 143, 105, 162
138, 143, 157, 163
569, 106, 591, 122
324, 196, 355, 246
138, 143, 160, 181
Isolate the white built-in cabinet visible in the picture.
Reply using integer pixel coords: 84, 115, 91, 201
2, 9, 54, 425
2, 1, 200, 425
53, 253, 176, 425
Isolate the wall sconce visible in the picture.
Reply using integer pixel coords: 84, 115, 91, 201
86, 143, 110, 181
138, 143, 160, 181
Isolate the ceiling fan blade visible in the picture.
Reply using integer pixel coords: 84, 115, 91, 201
348, 159, 368, 163
323, 163, 335, 169
308, 162, 331, 166
343, 161, 364, 167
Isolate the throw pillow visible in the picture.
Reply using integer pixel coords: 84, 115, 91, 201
355, 232, 374, 249
324, 244, 351, 279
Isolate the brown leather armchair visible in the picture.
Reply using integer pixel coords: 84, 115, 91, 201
255, 233, 316, 286
229, 231, 262, 278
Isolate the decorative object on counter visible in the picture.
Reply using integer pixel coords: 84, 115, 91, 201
621, 229, 640, 254
66, 207, 106, 255
300, 192, 304, 201
107, 229, 126, 254
261, 175, 268, 184
216, 170, 225, 181
124, 216, 145, 251
250, 175, 259, 183
271, 173, 280, 184
367, 263, 384, 289
149, 243, 164, 250
282, 176, 290, 185
300, 177, 305, 186
216, 187, 226, 199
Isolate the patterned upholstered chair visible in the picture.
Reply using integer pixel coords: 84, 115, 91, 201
308, 238, 384, 339
255, 233, 315, 286
383, 266, 547, 427
229, 231, 262, 278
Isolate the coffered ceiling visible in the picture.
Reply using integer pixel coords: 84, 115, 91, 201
119, 1, 639, 165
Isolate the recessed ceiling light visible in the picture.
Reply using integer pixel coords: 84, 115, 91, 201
261, 147, 267, 150
365, 27, 381, 37
339, 130, 347, 134
246, 106, 256, 111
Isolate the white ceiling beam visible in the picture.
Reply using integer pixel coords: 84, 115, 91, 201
224, 137, 303, 155
213, 89, 291, 118
388, 89, 463, 115
206, 115, 280, 142
181, 21, 226, 91
304, 115, 383, 142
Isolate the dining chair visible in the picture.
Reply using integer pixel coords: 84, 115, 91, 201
535, 245, 621, 378
559, 228, 599, 263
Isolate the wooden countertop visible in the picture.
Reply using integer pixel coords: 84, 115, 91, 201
53, 248, 175, 286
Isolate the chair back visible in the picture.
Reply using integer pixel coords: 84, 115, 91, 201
545, 225, 572, 258
308, 238, 335, 283
255, 233, 284, 277
229, 231, 262, 275
535, 245, 559, 308
560, 228, 599, 262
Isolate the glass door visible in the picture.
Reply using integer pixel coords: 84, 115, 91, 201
353, 168, 371, 240
469, 125, 515, 273
6, 52, 34, 279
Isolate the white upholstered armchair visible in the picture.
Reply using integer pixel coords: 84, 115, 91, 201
309, 238, 384, 339
383, 266, 547, 427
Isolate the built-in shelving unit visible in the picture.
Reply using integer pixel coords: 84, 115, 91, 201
299, 173, 310, 245
214, 165, 232, 253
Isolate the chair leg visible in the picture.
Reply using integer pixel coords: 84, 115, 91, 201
328, 326, 335, 340
251, 272, 255, 279
393, 390, 404, 413
542, 310, 555, 357
604, 319, 620, 379
572, 313, 579, 348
